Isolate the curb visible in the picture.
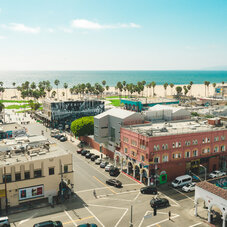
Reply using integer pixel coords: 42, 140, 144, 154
121, 171, 142, 184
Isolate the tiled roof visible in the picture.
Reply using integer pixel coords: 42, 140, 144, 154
196, 181, 227, 200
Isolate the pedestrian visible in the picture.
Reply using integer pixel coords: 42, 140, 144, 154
93, 189, 97, 198
168, 210, 171, 220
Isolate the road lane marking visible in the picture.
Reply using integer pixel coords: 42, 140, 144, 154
147, 214, 180, 227
84, 205, 104, 227
63, 216, 93, 225
18, 213, 38, 226
172, 187, 194, 201
93, 176, 116, 194
87, 203, 128, 210
64, 210, 77, 226
138, 211, 149, 227
189, 223, 203, 227
115, 208, 128, 227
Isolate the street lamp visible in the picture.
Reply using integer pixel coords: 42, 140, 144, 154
199, 164, 207, 181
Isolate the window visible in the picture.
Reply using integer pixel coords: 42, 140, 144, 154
202, 148, 210, 154
154, 145, 157, 151
185, 141, 191, 146
214, 146, 219, 153
141, 155, 145, 162
178, 142, 181, 147
208, 138, 210, 143
124, 147, 128, 153
193, 140, 198, 145
178, 153, 181, 158
172, 143, 175, 148
185, 151, 190, 158
25, 171, 30, 179
154, 157, 160, 163
162, 155, 168, 162
176, 142, 178, 148
64, 165, 68, 173
15, 173, 21, 181
123, 137, 129, 143
202, 139, 205, 144
214, 137, 219, 142
162, 144, 165, 150
193, 150, 198, 157
110, 127, 115, 142
172, 153, 175, 159
131, 140, 137, 147
34, 170, 42, 178
49, 167, 55, 175
221, 136, 225, 141
132, 151, 135, 157
140, 144, 146, 150
3, 174, 11, 183
157, 145, 160, 151
221, 145, 225, 152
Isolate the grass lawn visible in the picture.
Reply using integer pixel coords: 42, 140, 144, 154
0, 100, 29, 103
106, 95, 129, 99
5, 104, 30, 109
109, 99, 121, 106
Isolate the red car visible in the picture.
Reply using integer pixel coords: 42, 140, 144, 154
77, 148, 83, 154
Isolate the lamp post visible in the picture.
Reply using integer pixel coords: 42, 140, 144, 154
199, 164, 207, 181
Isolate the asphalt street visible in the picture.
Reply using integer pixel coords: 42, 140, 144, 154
8, 122, 211, 227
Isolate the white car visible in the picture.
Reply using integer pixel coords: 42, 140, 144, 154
182, 182, 196, 192
0, 216, 10, 227
95, 158, 102, 165
105, 164, 113, 172
209, 170, 226, 179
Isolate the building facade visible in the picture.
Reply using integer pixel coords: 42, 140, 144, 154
118, 120, 227, 184
0, 145, 73, 211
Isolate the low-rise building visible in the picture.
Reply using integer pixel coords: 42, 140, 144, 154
0, 143, 73, 211
118, 119, 227, 184
0, 123, 27, 140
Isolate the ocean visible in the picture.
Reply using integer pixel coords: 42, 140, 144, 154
0, 70, 227, 88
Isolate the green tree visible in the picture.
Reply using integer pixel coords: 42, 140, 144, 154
176, 86, 182, 95
71, 116, 94, 137
64, 82, 68, 100
163, 83, 168, 97
54, 79, 60, 100
116, 81, 123, 98
51, 90, 56, 98
0, 102, 5, 112
29, 100, 41, 111
169, 83, 174, 95
151, 81, 156, 97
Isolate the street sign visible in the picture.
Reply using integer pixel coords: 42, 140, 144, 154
144, 213, 152, 219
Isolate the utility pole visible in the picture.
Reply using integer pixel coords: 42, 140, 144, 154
4, 167, 8, 214
129, 205, 133, 227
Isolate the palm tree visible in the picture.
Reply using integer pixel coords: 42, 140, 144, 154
0, 102, 4, 113
151, 81, 156, 97
183, 86, 188, 96
170, 83, 174, 95
163, 83, 168, 97
12, 82, 16, 97
122, 81, 127, 97
176, 86, 182, 96
47, 86, 52, 98
54, 79, 60, 100
116, 82, 123, 98
51, 90, 56, 99
0, 82, 4, 100
187, 85, 191, 96
206, 81, 210, 96
64, 83, 68, 100
102, 80, 106, 95
204, 81, 207, 97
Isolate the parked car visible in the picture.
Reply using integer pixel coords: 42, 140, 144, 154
209, 170, 226, 178
171, 175, 192, 188
0, 216, 10, 227
140, 186, 157, 195
33, 220, 63, 227
86, 153, 94, 159
91, 155, 100, 161
182, 182, 196, 192
100, 161, 109, 168
78, 224, 98, 227
78, 141, 87, 148
60, 136, 67, 142
77, 148, 83, 154
105, 164, 114, 172
81, 150, 90, 156
95, 158, 102, 165
54, 134, 63, 139
106, 179, 122, 188
150, 197, 169, 208
109, 167, 120, 176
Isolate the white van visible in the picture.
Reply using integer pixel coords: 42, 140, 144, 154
171, 175, 192, 188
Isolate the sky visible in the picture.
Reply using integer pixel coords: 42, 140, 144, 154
0, 0, 227, 70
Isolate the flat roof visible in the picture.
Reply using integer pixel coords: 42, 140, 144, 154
95, 108, 136, 119
0, 123, 23, 132
123, 120, 225, 137
0, 145, 69, 167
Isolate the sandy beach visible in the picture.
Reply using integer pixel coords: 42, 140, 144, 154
1, 83, 219, 101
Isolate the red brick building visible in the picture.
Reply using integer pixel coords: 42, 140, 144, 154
119, 120, 227, 183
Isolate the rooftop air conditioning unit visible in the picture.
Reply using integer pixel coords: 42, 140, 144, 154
30, 153, 37, 157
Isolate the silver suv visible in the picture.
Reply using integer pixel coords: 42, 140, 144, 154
0, 216, 10, 227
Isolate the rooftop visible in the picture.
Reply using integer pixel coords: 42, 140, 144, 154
123, 120, 226, 137
147, 104, 185, 113
121, 97, 178, 104
95, 108, 136, 119
0, 144, 68, 167
0, 123, 23, 132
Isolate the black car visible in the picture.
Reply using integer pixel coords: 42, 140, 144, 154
140, 186, 157, 195
109, 167, 120, 176
81, 150, 89, 156
90, 155, 100, 161
106, 179, 122, 188
150, 198, 169, 208
86, 153, 94, 159
78, 224, 97, 227
54, 134, 63, 139
60, 136, 67, 142
33, 220, 63, 227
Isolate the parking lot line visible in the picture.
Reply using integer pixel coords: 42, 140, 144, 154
114, 208, 128, 227
64, 210, 77, 226
147, 214, 180, 227
133, 191, 140, 201
63, 216, 94, 225
172, 187, 194, 201
84, 204, 105, 227
189, 222, 203, 227
93, 176, 117, 194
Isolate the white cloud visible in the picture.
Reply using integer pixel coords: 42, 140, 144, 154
47, 28, 54, 33
60, 28, 73, 33
0, 35, 6, 39
2, 23, 40, 34
71, 19, 140, 30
